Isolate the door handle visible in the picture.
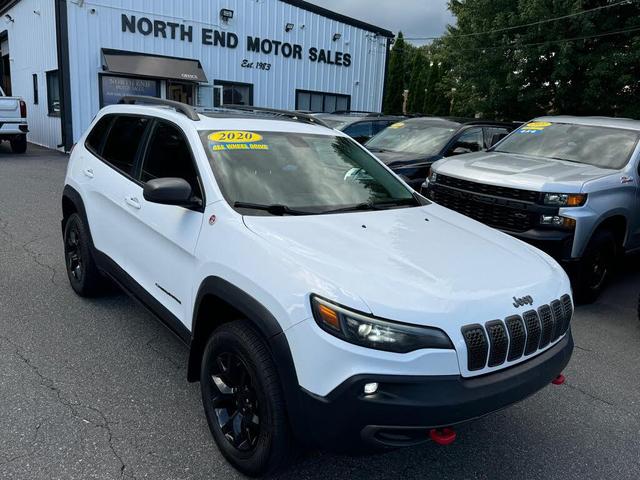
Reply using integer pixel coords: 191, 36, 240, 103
83, 168, 94, 178
125, 196, 141, 210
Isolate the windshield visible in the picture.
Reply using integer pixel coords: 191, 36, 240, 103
366, 122, 457, 156
494, 121, 640, 169
200, 130, 417, 215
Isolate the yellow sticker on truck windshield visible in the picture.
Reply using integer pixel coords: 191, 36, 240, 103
208, 131, 269, 152
519, 121, 552, 134
389, 122, 405, 129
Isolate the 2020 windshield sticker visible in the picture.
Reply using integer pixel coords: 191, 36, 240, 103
518, 121, 552, 134
208, 131, 270, 151
389, 122, 405, 129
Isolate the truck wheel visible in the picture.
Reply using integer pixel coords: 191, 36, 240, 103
63, 213, 105, 296
200, 320, 292, 476
10, 135, 27, 154
574, 230, 616, 304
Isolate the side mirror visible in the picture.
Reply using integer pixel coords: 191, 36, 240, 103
451, 146, 472, 156
143, 178, 197, 207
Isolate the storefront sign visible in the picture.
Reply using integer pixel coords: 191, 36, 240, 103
122, 14, 352, 68
100, 75, 160, 106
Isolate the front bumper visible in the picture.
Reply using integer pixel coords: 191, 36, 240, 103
296, 331, 573, 450
511, 228, 576, 262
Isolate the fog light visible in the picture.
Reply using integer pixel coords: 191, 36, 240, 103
540, 215, 576, 229
364, 382, 379, 395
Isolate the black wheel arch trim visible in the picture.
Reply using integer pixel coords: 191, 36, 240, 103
189, 277, 306, 441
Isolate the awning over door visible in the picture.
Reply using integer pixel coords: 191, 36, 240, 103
101, 48, 208, 83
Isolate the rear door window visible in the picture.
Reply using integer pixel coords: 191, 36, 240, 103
140, 121, 203, 202
85, 115, 114, 155
101, 116, 150, 176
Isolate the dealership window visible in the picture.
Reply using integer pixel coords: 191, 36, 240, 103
214, 80, 253, 106
296, 90, 350, 113
46, 70, 60, 116
99, 74, 160, 107
32, 74, 38, 105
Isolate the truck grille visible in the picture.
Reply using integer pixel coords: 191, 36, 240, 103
435, 174, 540, 203
429, 174, 540, 233
461, 295, 573, 372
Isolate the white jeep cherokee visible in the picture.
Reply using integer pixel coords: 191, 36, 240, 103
61, 97, 574, 476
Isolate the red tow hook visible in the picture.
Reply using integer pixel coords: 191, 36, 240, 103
552, 373, 566, 385
429, 427, 457, 445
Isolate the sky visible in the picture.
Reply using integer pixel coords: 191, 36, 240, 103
310, 0, 454, 44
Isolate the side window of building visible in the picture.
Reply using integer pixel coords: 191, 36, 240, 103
140, 121, 203, 202
101, 116, 150, 176
296, 90, 350, 113
46, 70, 61, 116
215, 81, 253, 106
85, 116, 114, 155
448, 127, 484, 155
484, 127, 510, 148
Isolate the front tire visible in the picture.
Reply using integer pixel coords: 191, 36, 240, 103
63, 213, 105, 296
573, 230, 616, 304
10, 135, 27, 154
200, 321, 292, 477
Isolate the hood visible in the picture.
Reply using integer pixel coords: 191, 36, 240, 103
243, 204, 569, 332
433, 151, 615, 192
369, 149, 439, 167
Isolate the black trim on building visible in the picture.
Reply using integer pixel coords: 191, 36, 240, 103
279, 0, 394, 38
54, 0, 73, 151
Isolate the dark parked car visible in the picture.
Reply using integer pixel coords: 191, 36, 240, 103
314, 111, 405, 144
365, 117, 519, 189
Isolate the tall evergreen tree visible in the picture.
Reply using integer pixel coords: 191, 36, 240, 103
383, 32, 409, 114
407, 50, 428, 113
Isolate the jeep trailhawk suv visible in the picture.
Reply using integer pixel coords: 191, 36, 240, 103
61, 97, 573, 476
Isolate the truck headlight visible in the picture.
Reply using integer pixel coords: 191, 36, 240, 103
311, 296, 453, 353
540, 215, 576, 229
543, 193, 586, 207
428, 170, 438, 183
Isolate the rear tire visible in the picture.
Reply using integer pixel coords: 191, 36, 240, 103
10, 135, 27, 154
200, 320, 292, 477
573, 230, 616, 304
63, 213, 106, 296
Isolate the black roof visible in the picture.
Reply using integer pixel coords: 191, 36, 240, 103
405, 116, 521, 128
0, 0, 394, 38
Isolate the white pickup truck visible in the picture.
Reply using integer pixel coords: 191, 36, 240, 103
0, 86, 28, 153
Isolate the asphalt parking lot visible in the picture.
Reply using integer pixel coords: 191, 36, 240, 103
1, 144, 639, 480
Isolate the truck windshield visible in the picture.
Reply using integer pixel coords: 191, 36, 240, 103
366, 122, 457, 156
494, 122, 639, 170
199, 130, 417, 215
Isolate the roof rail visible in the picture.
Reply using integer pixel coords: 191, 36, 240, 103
222, 105, 329, 127
118, 96, 200, 121
332, 110, 385, 117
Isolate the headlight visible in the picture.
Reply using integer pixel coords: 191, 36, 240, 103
428, 170, 438, 183
311, 296, 453, 353
543, 193, 586, 207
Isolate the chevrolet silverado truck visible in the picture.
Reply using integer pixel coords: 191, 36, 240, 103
426, 116, 640, 303
0, 87, 28, 154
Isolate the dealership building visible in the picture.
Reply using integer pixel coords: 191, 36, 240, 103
0, 0, 393, 150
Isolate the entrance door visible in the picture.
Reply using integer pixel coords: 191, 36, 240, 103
167, 81, 195, 105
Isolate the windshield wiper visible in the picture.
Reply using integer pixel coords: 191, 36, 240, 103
323, 197, 418, 214
233, 202, 318, 216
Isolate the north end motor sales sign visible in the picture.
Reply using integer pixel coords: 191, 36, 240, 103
121, 15, 353, 68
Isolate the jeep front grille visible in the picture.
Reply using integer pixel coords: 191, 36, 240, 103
461, 295, 573, 372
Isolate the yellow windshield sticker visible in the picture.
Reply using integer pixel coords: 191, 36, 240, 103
519, 121, 552, 134
389, 122, 405, 129
208, 131, 264, 143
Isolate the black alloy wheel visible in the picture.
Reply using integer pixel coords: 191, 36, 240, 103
209, 352, 261, 451
65, 221, 84, 283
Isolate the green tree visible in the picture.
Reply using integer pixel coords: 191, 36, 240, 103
440, 0, 640, 119
383, 32, 410, 114
407, 50, 428, 113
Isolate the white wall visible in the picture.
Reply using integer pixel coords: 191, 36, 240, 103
66, 0, 389, 142
3, 0, 61, 149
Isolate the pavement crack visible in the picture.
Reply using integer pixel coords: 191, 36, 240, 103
21, 235, 58, 286
0, 421, 44, 467
146, 334, 184, 371
0, 334, 136, 479
564, 381, 635, 417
